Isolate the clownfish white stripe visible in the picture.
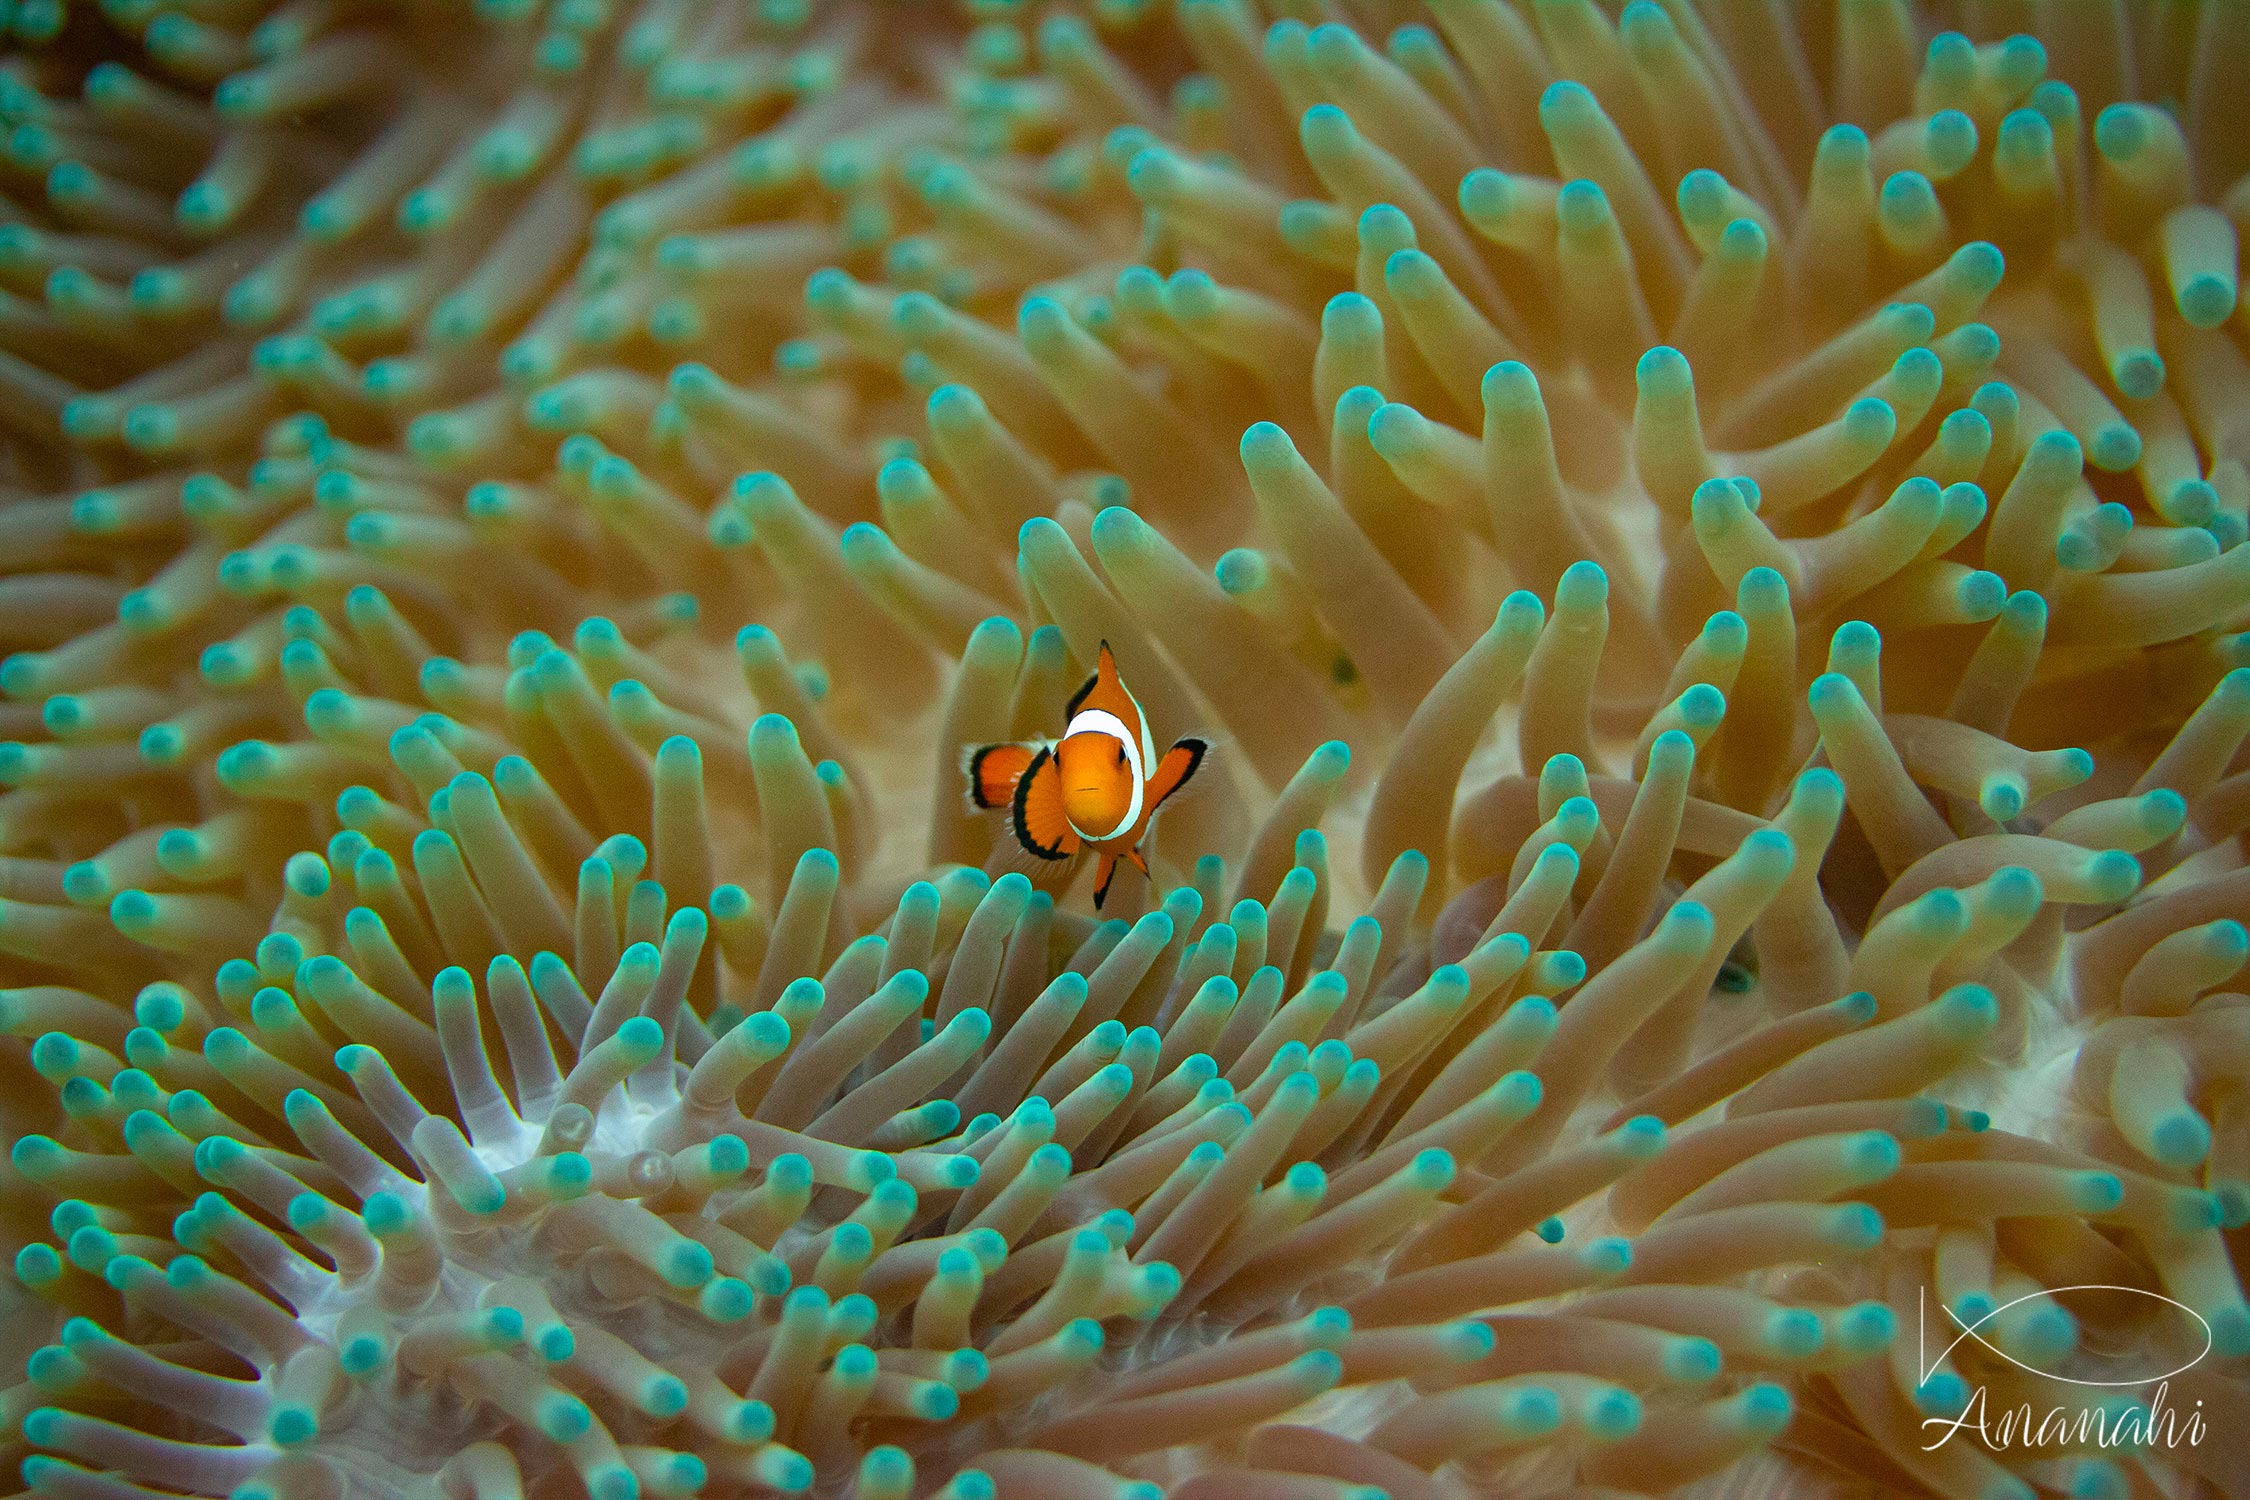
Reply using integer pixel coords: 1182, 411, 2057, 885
1063, 706, 1143, 839
1121, 681, 1156, 768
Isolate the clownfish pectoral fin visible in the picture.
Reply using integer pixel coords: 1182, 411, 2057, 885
1010, 746, 1080, 862
1124, 845, 1149, 877
1146, 737, 1209, 813
965, 742, 1036, 811
1091, 849, 1121, 909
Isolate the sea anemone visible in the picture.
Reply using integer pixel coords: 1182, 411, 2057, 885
3, 1, 2247, 1497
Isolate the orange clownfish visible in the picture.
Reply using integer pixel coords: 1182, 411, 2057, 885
965, 643, 1207, 908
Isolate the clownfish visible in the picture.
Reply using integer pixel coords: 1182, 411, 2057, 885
965, 642, 1208, 908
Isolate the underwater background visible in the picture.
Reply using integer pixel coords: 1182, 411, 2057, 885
2, 2, 2249, 1497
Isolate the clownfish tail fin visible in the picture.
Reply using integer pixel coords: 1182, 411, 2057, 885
964, 741, 1036, 811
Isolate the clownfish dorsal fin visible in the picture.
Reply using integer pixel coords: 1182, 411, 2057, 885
1065, 639, 1149, 754
1063, 670, 1097, 722
1063, 639, 1117, 722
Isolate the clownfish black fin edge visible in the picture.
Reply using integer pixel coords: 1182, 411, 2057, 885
1008, 746, 1076, 862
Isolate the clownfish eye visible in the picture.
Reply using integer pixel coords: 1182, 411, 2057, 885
1116, 744, 1128, 767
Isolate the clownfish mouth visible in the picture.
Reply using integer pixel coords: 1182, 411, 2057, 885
1068, 799, 1130, 839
